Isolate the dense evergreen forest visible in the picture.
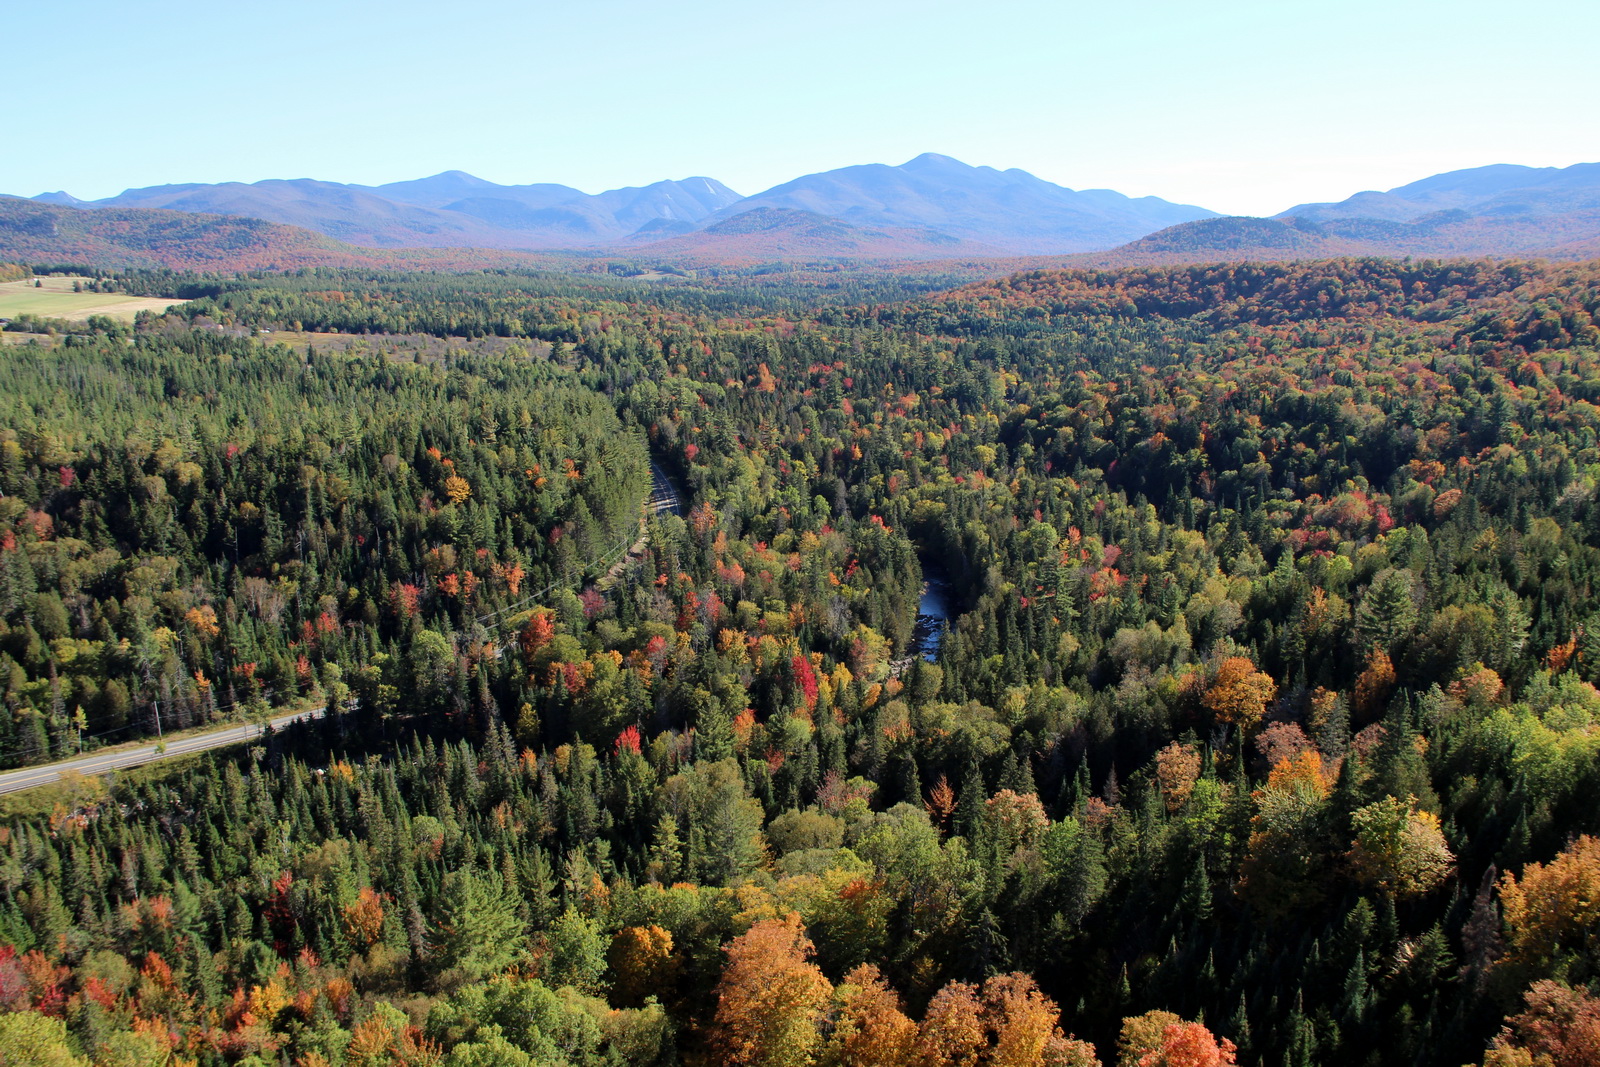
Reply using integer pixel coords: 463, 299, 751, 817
1, 257, 1599, 1067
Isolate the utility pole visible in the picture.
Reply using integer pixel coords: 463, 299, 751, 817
142, 658, 164, 743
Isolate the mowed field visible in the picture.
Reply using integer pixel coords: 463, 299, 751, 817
0, 276, 188, 321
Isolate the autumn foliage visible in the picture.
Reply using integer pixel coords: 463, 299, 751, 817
1154, 742, 1201, 812
1202, 657, 1276, 731
705, 916, 1097, 1067
1482, 981, 1600, 1067
7, 257, 1600, 1067
1118, 1011, 1236, 1067
709, 913, 833, 1067
1497, 836, 1600, 985
1354, 648, 1396, 721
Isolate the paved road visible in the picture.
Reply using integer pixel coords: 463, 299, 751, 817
0, 708, 321, 796
648, 461, 684, 515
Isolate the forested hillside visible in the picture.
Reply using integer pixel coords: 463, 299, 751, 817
0, 258, 1598, 1067
0, 336, 649, 762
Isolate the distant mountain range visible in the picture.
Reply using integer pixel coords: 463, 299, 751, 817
1277, 163, 1600, 225
695, 153, 1216, 254
1034, 163, 1600, 267
4, 157, 1599, 269
0, 198, 371, 271
628, 206, 997, 261
11, 155, 1215, 257
27, 172, 745, 250
0, 198, 582, 273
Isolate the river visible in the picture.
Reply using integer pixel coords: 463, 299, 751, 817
909, 563, 955, 662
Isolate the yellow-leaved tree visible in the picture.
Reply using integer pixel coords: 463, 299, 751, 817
1496, 835, 1600, 987
709, 913, 832, 1067
1202, 657, 1276, 733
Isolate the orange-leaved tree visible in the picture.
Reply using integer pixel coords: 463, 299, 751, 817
1236, 751, 1335, 918
823, 963, 917, 1067
1202, 657, 1276, 732
609, 925, 677, 1009
1481, 980, 1600, 1067
708, 912, 832, 1067
1496, 835, 1600, 988
911, 973, 1099, 1067
914, 980, 987, 1067
1354, 648, 1396, 721
1117, 1010, 1236, 1067
1155, 742, 1202, 812
984, 972, 1099, 1067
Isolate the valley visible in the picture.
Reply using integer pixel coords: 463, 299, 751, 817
5, 0, 1596, 1062
0, 255, 1594, 1066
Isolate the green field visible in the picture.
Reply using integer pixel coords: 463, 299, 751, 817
0, 275, 186, 321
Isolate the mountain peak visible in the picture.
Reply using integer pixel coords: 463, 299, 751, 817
411, 169, 496, 187
33, 191, 87, 206
705, 155, 1217, 253
902, 152, 967, 170
685, 176, 741, 198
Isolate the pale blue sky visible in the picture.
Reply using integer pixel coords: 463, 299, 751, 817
7, 0, 1595, 216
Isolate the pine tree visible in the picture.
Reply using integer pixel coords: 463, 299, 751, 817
955, 760, 987, 841
695, 700, 734, 763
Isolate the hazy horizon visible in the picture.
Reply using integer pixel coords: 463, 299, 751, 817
7, 0, 1597, 216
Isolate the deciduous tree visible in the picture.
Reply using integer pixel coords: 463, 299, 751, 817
708, 913, 832, 1067
1202, 657, 1275, 732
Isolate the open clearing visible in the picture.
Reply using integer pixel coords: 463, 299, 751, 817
0, 276, 188, 321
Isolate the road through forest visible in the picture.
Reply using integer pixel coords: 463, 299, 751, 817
0, 709, 321, 796
0, 465, 685, 796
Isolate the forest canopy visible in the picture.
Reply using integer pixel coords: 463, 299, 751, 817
0, 256, 1598, 1067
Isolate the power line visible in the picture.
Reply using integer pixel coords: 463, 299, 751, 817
0, 686, 288, 764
